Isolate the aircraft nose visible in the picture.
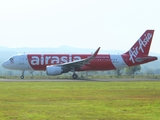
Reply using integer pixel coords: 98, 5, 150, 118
2, 61, 8, 68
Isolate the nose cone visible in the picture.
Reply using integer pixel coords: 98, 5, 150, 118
2, 61, 8, 69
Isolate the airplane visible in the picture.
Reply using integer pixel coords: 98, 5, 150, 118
2, 30, 158, 79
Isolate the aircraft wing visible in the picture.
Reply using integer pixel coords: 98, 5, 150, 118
58, 47, 100, 70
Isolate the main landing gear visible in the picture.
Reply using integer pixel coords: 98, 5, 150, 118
72, 73, 78, 79
71, 68, 78, 79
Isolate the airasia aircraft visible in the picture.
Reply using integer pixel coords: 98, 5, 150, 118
2, 30, 158, 79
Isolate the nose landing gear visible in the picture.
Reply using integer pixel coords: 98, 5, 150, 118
20, 75, 24, 79
20, 70, 25, 79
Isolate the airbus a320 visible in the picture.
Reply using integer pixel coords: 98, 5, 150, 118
2, 30, 158, 79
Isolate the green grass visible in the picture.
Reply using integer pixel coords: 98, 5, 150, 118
0, 81, 160, 120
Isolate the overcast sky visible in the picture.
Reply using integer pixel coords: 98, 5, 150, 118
0, 0, 160, 53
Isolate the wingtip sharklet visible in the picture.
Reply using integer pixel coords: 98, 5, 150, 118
93, 47, 100, 57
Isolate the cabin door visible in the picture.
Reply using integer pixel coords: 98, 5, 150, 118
19, 55, 24, 64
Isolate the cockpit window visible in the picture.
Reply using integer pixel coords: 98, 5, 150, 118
9, 58, 13, 60
9, 57, 14, 63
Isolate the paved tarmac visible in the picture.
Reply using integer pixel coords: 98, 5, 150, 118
0, 78, 160, 82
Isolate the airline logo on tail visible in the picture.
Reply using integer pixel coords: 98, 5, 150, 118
127, 30, 154, 63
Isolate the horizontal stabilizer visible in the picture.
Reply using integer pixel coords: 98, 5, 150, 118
135, 56, 158, 62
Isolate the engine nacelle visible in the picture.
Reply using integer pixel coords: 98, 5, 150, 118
46, 66, 63, 75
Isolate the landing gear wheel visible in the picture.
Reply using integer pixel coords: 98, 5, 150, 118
72, 74, 78, 79
20, 75, 24, 79
21, 70, 25, 79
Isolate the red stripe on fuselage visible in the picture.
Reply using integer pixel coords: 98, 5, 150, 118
27, 54, 116, 71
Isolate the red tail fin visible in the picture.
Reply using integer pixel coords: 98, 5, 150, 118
125, 30, 154, 63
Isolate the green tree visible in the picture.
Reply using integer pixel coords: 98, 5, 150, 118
115, 68, 122, 78
125, 65, 141, 78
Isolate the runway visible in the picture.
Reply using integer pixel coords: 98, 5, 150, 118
0, 78, 160, 82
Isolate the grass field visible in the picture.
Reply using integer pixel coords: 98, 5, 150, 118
0, 81, 160, 120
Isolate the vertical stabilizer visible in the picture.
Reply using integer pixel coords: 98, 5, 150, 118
125, 30, 154, 63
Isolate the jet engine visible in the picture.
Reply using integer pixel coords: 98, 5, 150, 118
46, 66, 63, 75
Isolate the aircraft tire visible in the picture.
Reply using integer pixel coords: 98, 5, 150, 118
20, 76, 24, 79
72, 74, 78, 79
